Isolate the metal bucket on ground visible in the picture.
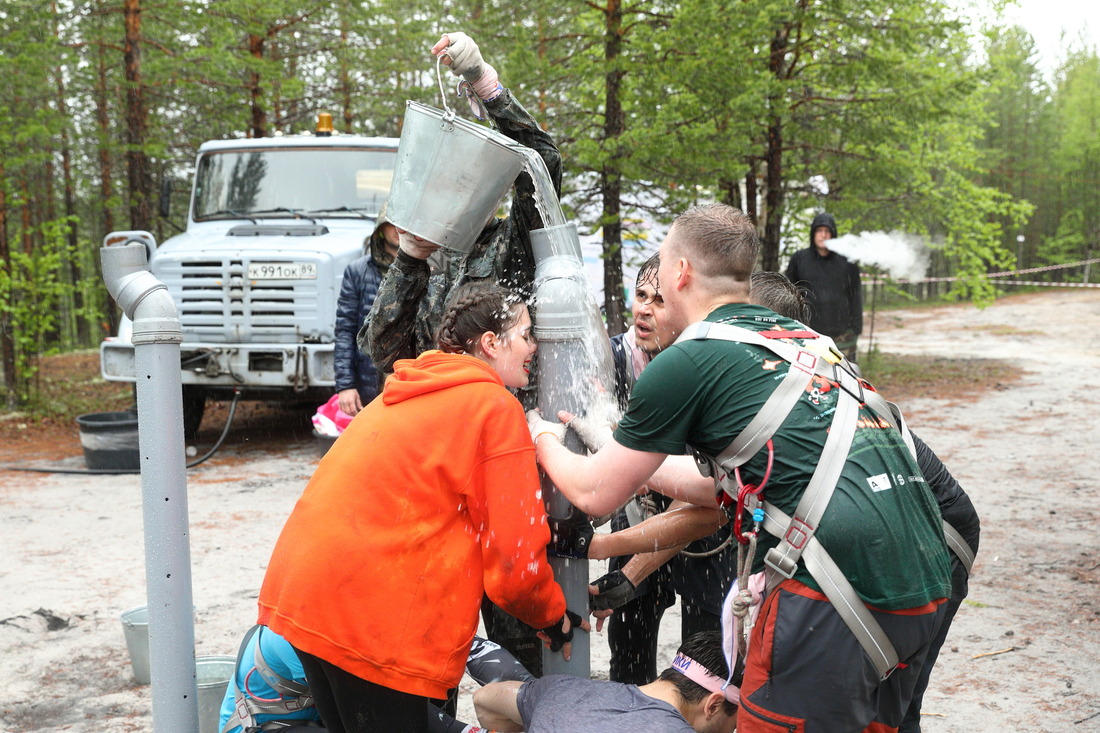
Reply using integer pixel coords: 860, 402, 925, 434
196, 655, 236, 733
77, 411, 140, 471
120, 605, 151, 684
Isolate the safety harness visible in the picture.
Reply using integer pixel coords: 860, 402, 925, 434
220, 626, 321, 733
675, 320, 974, 680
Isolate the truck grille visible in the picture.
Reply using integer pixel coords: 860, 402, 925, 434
158, 258, 327, 343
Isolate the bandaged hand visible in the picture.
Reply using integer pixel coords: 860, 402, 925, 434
527, 409, 565, 446
397, 230, 440, 260
432, 32, 502, 100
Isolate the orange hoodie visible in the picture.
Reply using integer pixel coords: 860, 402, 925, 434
257, 351, 566, 698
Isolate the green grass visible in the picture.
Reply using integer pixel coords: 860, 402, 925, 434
860, 349, 1022, 401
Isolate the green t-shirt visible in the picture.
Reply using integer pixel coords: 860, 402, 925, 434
615, 303, 951, 609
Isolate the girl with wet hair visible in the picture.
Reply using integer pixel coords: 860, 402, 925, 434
436, 282, 524, 356
259, 280, 583, 732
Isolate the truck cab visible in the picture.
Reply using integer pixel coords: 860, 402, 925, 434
100, 130, 400, 437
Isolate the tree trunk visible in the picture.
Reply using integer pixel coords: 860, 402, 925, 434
97, 10, 119, 337
123, 0, 152, 230
0, 157, 14, 405
601, 0, 627, 336
760, 25, 791, 272
248, 34, 267, 138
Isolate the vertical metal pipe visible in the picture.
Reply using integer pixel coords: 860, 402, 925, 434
531, 224, 616, 677
102, 233, 199, 732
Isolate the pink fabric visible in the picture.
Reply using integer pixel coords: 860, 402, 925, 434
622, 326, 651, 380
311, 394, 354, 436
672, 652, 740, 705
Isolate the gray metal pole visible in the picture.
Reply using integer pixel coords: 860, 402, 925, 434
531, 223, 617, 677
102, 232, 199, 732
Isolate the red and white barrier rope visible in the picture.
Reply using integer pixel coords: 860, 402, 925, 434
862, 256, 1100, 287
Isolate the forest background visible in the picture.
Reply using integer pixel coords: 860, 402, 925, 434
1, 0, 1098, 410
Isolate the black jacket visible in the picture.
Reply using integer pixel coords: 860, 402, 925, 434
786, 215, 862, 338
334, 249, 386, 403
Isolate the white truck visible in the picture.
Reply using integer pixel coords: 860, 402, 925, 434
100, 124, 400, 437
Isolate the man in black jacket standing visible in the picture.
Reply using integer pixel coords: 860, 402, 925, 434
785, 212, 863, 361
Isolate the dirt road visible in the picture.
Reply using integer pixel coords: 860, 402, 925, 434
1, 289, 1098, 731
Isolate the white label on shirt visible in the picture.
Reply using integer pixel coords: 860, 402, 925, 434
867, 473, 893, 492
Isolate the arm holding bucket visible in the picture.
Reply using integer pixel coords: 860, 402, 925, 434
363, 33, 564, 372
360, 250, 434, 373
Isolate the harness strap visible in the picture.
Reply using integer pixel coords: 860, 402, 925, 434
676, 323, 819, 476
677, 319, 900, 679
762, 502, 900, 680
220, 626, 315, 733
942, 522, 976, 574
761, 382, 860, 579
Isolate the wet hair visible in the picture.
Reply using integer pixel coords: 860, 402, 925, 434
636, 252, 660, 287
669, 203, 758, 282
436, 281, 524, 355
656, 631, 742, 716
751, 271, 809, 322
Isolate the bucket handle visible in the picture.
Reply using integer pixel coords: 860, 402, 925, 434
434, 53, 497, 130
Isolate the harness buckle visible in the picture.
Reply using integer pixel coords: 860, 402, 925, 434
763, 547, 799, 579
834, 363, 866, 404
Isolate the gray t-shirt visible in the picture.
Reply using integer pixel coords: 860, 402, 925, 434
517, 675, 694, 732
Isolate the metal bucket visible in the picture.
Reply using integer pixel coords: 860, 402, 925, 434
196, 655, 236, 733
120, 605, 151, 684
387, 100, 526, 254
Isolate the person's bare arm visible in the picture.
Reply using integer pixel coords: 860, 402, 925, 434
644, 454, 722, 506
473, 681, 525, 732
588, 501, 727, 560
533, 435, 666, 517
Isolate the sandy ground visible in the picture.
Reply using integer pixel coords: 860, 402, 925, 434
1, 289, 1098, 732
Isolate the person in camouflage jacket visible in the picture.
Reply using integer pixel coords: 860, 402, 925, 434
360, 33, 561, 387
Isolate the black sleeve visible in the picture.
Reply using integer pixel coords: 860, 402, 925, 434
848, 260, 863, 335
912, 430, 980, 555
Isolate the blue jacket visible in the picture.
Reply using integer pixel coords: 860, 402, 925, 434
335, 251, 385, 403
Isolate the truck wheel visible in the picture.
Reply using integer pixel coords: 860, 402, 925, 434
182, 387, 206, 440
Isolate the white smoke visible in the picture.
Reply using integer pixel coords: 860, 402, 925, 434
826, 230, 931, 281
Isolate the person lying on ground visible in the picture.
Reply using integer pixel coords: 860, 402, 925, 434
473, 631, 741, 733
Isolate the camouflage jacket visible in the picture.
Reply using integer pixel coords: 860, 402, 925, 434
359, 88, 562, 375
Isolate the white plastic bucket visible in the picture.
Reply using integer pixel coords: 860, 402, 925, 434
196, 655, 236, 733
120, 605, 151, 684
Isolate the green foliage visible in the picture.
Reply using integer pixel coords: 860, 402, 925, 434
1, 0, 1097, 407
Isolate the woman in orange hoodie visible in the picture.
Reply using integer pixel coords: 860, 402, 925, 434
257, 282, 583, 733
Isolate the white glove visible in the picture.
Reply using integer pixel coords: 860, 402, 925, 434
568, 392, 621, 452
567, 413, 613, 452
437, 32, 501, 100
527, 410, 565, 446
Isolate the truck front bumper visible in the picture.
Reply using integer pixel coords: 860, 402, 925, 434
100, 339, 336, 390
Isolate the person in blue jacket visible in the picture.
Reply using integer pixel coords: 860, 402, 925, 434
334, 210, 397, 416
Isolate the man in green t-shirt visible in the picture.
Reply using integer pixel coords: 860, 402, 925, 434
530, 203, 951, 731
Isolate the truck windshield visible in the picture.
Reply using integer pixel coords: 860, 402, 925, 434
192, 147, 396, 220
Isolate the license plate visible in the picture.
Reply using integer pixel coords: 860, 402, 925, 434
248, 261, 317, 279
